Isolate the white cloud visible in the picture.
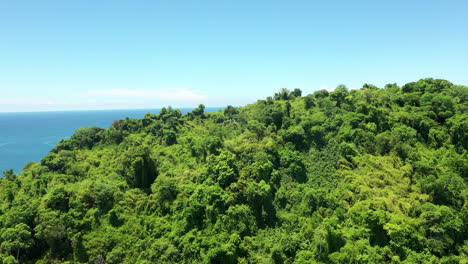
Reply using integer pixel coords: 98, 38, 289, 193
88, 88, 207, 102
0, 99, 54, 105
0, 99, 56, 112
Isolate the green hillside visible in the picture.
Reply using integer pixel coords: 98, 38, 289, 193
1, 78, 467, 263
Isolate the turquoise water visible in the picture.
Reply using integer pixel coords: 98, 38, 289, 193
0, 107, 222, 174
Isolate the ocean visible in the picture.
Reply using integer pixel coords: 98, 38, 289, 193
0, 107, 222, 174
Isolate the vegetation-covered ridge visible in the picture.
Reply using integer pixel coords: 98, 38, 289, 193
1, 78, 467, 264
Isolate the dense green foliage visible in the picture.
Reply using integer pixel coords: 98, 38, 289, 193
1, 78, 467, 263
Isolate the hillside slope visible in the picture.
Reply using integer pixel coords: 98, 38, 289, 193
1, 78, 467, 263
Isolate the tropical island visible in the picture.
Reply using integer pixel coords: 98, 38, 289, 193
0, 78, 467, 263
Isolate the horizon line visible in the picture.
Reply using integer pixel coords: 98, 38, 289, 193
0, 105, 231, 114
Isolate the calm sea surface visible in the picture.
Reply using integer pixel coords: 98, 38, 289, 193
0, 107, 222, 174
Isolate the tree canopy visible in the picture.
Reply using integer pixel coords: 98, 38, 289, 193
0, 78, 467, 263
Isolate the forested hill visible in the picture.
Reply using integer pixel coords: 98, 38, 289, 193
1, 78, 467, 264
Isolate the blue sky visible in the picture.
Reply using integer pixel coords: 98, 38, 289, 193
1, 0, 467, 112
